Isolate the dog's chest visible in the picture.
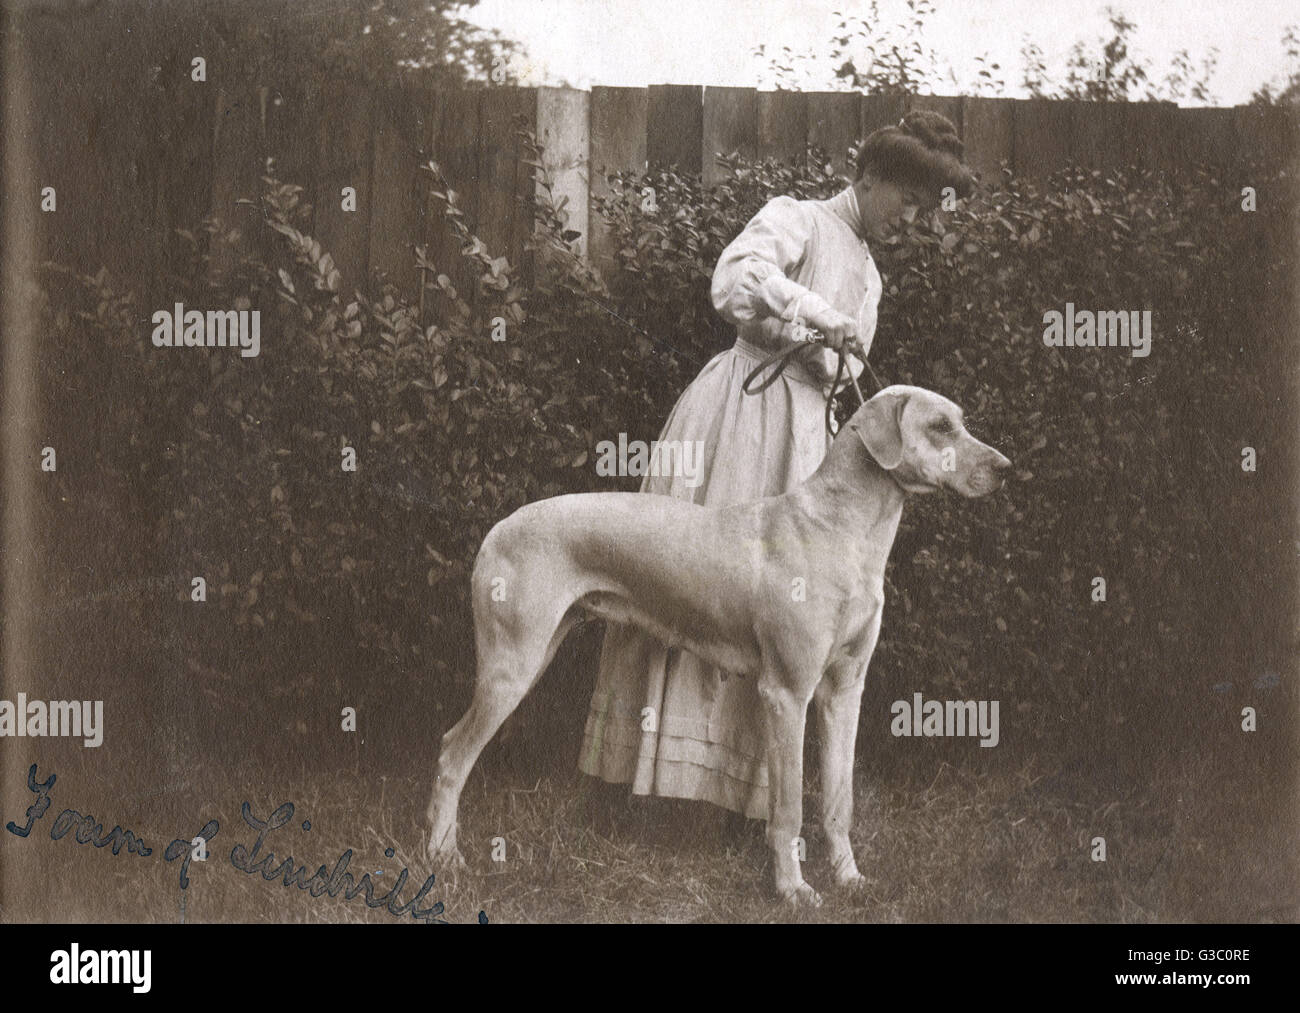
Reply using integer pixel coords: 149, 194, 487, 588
829, 584, 884, 659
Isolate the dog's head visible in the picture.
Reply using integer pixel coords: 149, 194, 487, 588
843, 385, 1011, 497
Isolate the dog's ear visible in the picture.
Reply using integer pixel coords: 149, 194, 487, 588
851, 388, 908, 470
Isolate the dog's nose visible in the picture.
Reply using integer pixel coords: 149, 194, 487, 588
970, 448, 1013, 495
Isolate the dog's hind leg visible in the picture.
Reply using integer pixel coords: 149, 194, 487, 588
426, 597, 581, 868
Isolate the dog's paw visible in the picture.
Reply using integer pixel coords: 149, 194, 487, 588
829, 851, 866, 891
780, 882, 824, 909
427, 842, 467, 874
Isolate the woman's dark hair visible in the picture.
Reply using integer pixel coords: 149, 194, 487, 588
854, 109, 975, 201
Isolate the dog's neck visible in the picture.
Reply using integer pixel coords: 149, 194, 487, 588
795, 429, 907, 567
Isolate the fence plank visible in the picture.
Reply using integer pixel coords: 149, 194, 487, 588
1118, 102, 1179, 175
28, 43, 103, 271
589, 86, 648, 272
860, 93, 906, 146
647, 84, 703, 172
313, 78, 375, 295
93, 15, 158, 279
1151, 102, 1183, 175
424, 89, 482, 309
905, 93, 963, 137
391, 83, 439, 323
1070, 100, 1122, 172
807, 92, 860, 175
266, 80, 319, 241
758, 90, 807, 164
25, 7, 168, 276
536, 87, 591, 258
150, 79, 213, 300
209, 84, 267, 285
703, 86, 758, 184
848, 93, 907, 180
368, 84, 427, 295
1234, 104, 1300, 168
962, 97, 1013, 187
1174, 106, 1236, 170
479, 87, 538, 275
1013, 98, 1073, 179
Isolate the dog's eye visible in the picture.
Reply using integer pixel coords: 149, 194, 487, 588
930, 418, 954, 435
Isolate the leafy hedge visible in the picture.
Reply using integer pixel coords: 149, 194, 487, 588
864, 164, 1295, 759
36, 126, 1296, 766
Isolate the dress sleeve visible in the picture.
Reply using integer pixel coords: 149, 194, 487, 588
711, 196, 838, 330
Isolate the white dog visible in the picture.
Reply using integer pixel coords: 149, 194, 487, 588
427, 385, 1011, 905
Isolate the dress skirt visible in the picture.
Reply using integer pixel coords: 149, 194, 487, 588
578, 337, 833, 820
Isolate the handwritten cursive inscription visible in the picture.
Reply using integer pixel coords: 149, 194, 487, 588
5, 764, 479, 924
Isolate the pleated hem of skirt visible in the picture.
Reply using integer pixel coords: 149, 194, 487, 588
578, 725, 769, 821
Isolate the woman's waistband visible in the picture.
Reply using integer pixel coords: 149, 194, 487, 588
731, 336, 822, 390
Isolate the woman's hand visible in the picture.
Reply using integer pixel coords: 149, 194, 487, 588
801, 306, 858, 349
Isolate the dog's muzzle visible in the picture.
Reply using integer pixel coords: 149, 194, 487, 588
967, 452, 1012, 496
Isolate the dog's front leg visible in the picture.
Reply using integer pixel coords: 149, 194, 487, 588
815, 659, 871, 891
758, 672, 820, 908
816, 604, 880, 892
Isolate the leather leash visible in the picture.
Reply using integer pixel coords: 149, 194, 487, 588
741, 329, 882, 436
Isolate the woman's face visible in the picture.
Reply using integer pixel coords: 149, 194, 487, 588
855, 175, 930, 240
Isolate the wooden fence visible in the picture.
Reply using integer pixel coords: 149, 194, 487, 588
26, 78, 1300, 298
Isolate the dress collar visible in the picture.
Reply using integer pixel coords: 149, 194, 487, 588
824, 186, 872, 246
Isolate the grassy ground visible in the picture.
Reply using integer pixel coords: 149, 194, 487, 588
9, 730, 1294, 924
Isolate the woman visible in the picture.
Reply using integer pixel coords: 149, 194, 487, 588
580, 110, 976, 821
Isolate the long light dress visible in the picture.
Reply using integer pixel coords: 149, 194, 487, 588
578, 185, 884, 820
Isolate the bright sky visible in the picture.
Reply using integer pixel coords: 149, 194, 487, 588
466, 0, 1298, 106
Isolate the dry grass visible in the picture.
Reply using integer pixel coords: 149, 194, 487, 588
17, 737, 1292, 924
